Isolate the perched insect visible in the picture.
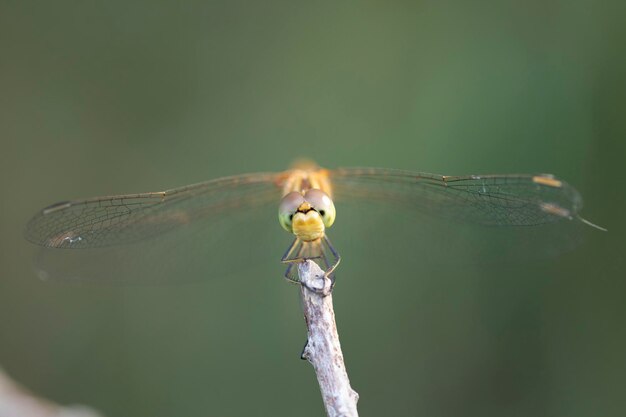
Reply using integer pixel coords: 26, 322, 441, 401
25, 160, 603, 285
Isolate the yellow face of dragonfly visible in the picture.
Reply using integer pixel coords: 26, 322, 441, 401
278, 189, 336, 241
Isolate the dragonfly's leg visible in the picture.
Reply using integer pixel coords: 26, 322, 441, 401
283, 263, 300, 285
281, 238, 300, 263
281, 236, 340, 293
281, 238, 305, 284
321, 235, 341, 291
281, 240, 323, 264
321, 258, 340, 291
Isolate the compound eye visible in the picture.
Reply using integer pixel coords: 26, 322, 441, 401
278, 192, 305, 232
304, 189, 336, 228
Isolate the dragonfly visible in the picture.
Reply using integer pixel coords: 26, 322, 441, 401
24, 160, 604, 286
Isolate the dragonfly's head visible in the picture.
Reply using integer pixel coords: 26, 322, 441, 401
278, 189, 336, 241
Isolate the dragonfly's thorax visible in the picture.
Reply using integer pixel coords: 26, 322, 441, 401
279, 168, 332, 198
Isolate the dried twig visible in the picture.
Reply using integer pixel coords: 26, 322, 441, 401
298, 260, 359, 417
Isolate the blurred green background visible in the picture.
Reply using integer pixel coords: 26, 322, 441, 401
1, 1, 625, 416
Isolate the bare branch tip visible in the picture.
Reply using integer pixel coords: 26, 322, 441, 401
298, 260, 332, 296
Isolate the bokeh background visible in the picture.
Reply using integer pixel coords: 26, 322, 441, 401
1, 1, 625, 416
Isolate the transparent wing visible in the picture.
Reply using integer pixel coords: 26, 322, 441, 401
25, 172, 285, 283
329, 168, 583, 226
26, 173, 282, 248
327, 167, 591, 266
